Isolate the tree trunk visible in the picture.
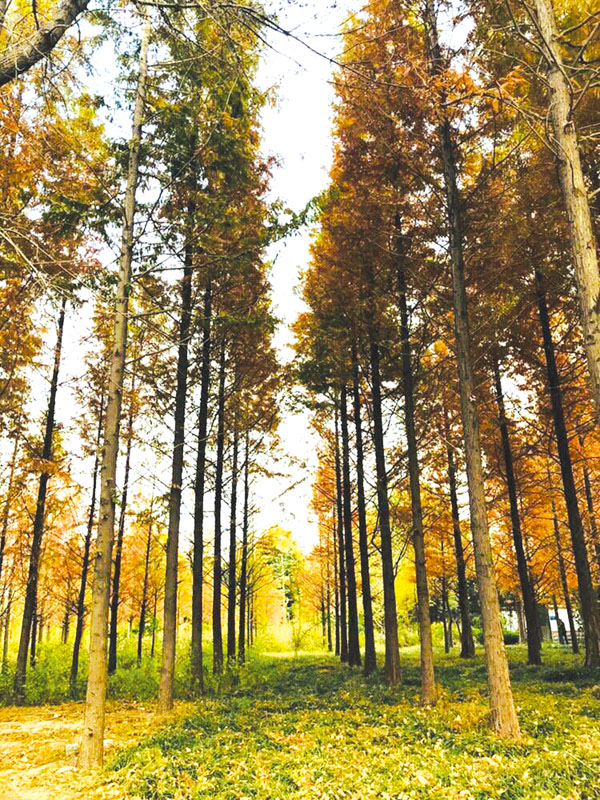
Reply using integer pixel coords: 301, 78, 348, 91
238, 432, 250, 665
533, 0, 600, 421
333, 513, 340, 656
350, 342, 376, 674
150, 584, 157, 659
70, 388, 104, 697
158, 230, 194, 712
443, 406, 475, 659
579, 436, 600, 569
78, 11, 150, 768
492, 354, 542, 665
14, 297, 66, 702
191, 282, 212, 691
227, 425, 239, 663
535, 268, 600, 665
552, 497, 579, 654
108, 392, 134, 675
137, 500, 153, 666
397, 252, 436, 704
0, 434, 18, 587
334, 404, 348, 663
340, 385, 361, 667
212, 340, 226, 674
424, 0, 520, 737
368, 333, 401, 686
2, 596, 10, 671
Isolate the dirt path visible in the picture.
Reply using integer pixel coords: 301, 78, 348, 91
0, 699, 195, 799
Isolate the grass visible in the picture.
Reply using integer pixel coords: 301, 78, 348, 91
108, 645, 600, 800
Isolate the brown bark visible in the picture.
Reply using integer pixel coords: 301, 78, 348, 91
334, 405, 348, 663
137, 498, 153, 666
212, 341, 226, 674
552, 497, 579, 654
227, 425, 239, 663
238, 433, 250, 665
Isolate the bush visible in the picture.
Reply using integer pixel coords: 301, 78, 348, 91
504, 631, 520, 645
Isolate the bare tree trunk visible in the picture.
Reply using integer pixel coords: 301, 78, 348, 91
71, 388, 104, 697
579, 436, 600, 569
212, 341, 226, 674
340, 385, 361, 667
492, 354, 542, 665
351, 342, 376, 674
108, 392, 134, 675
0, 434, 18, 587
397, 251, 436, 704
532, 0, 600, 420
158, 228, 194, 712
368, 333, 401, 686
227, 425, 239, 663
326, 524, 333, 653
535, 268, 600, 665
150, 585, 157, 660
424, 0, 520, 737
334, 404, 348, 663
552, 497, 579, 654
14, 297, 66, 702
137, 499, 153, 666
2, 595, 10, 671
333, 513, 340, 657
78, 13, 150, 767
191, 282, 212, 691
238, 432, 250, 665
443, 406, 475, 659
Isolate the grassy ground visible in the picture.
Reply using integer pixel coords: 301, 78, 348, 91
106, 645, 600, 800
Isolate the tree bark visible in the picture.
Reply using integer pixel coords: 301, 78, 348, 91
535, 268, 600, 665
340, 385, 361, 667
579, 436, 600, 569
350, 342, 376, 674
334, 404, 348, 663
212, 340, 226, 675
0, 434, 18, 587
2, 596, 10, 671
397, 252, 436, 704
227, 424, 239, 663
78, 12, 150, 767
552, 497, 579, 654
108, 391, 134, 675
238, 432, 250, 665
191, 282, 211, 691
14, 297, 66, 702
158, 230, 194, 712
533, 0, 600, 421
492, 354, 542, 665
333, 512, 340, 657
424, 0, 520, 737
137, 498, 153, 666
443, 406, 475, 659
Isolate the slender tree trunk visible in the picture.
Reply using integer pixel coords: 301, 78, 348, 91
326, 527, 332, 653
579, 436, 600, 569
213, 341, 226, 674
443, 405, 475, 658
333, 513, 340, 657
492, 354, 542, 665
137, 501, 153, 666
191, 282, 212, 691
70, 389, 104, 697
535, 268, 600, 665
14, 297, 66, 702
552, 497, 579, 654
334, 405, 348, 663
424, 0, 519, 737
78, 12, 150, 768
108, 393, 134, 675
0, 434, 18, 587
238, 432, 250, 665
30, 609, 37, 668
2, 595, 10, 671
150, 584, 157, 659
397, 252, 436, 704
368, 333, 401, 686
351, 343, 376, 674
552, 594, 564, 645
340, 385, 361, 667
533, 0, 600, 420
227, 425, 239, 663
158, 228, 194, 712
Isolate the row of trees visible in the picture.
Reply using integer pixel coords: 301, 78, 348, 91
294, 0, 600, 740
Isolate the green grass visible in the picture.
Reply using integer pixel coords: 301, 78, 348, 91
109, 645, 600, 800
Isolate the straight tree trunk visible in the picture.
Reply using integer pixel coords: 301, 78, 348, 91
551, 497, 579, 654
227, 425, 239, 663
340, 385, 361, 667
334, 405, 348, 663
150, 585, 157, 659
492, 354, 542, 665
533, 0, 600, 420
443, 406, 475, 659
158, 230, 194, 712
2, 595, 10, 671
108, 393, 134, 675
579, 436, 600, 569
368, 333, 401, 686
397, 253, 436, 704
0, 434, 18, 587
535, 268, 600, 665
191, 282, 212, 691
70, 388, 104, 697
14, 297, 66, 702
212, 340, 226, 674
333, 513, 340, 656
424, 0, 520, 737
137, 500, 153, 666
78, 11, 150, 768
238, 432, 250, 665
326, 527, 333, 653
350, 343, 376, 674
30, 609, 37, 668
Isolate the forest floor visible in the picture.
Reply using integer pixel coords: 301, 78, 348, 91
2, 646, 600, 800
